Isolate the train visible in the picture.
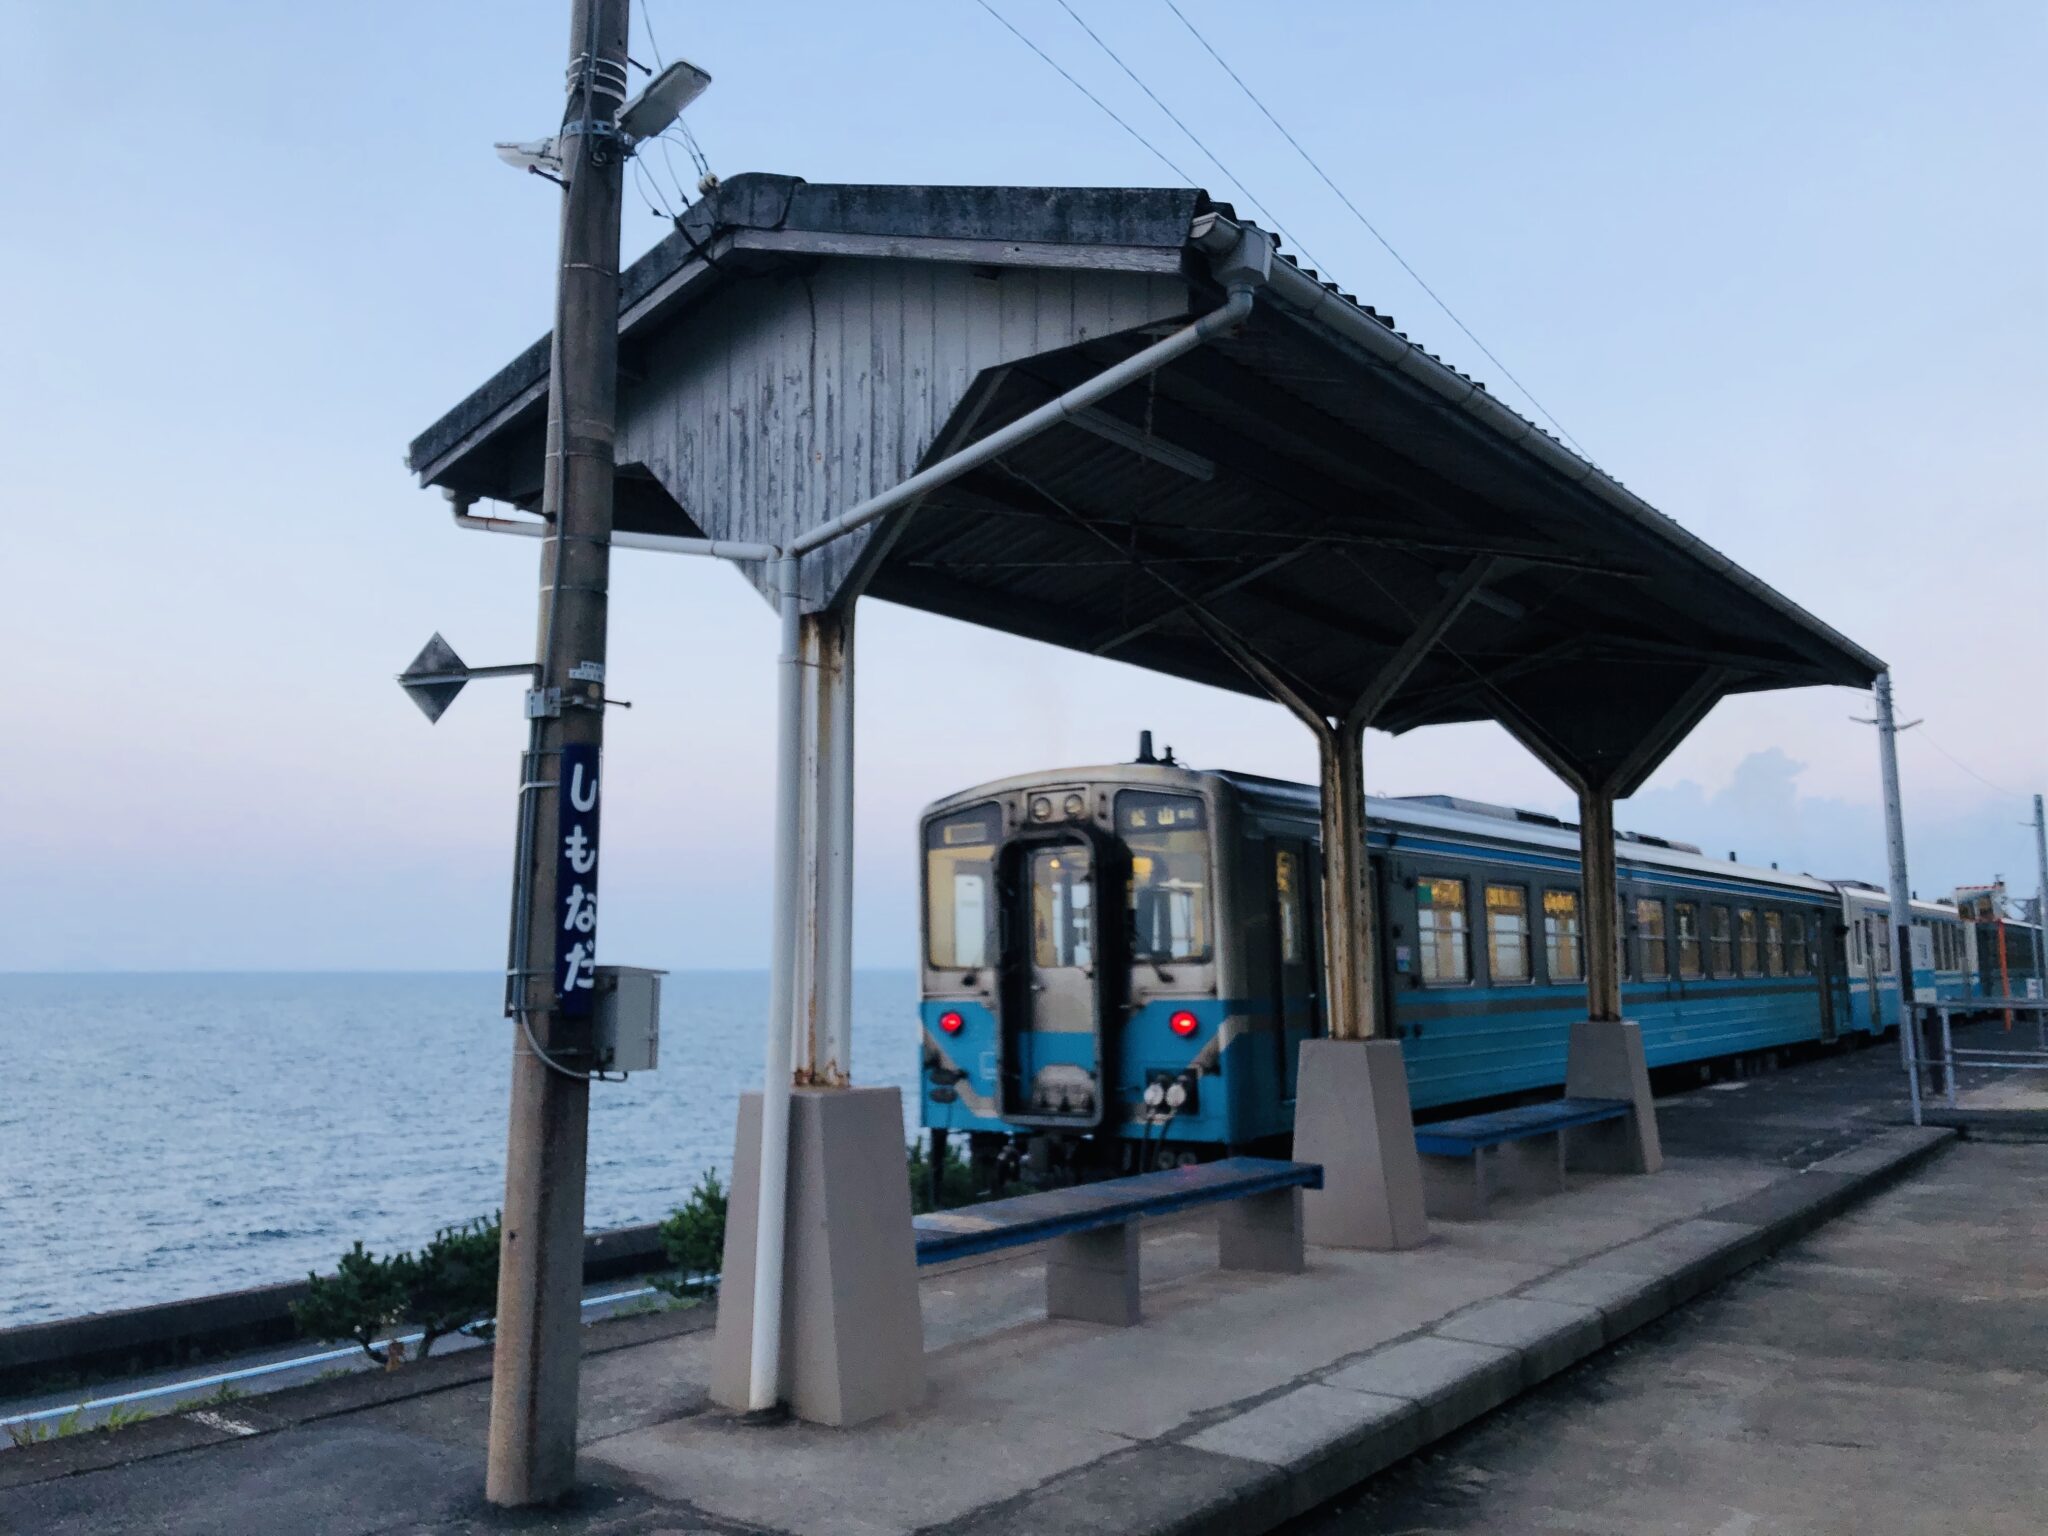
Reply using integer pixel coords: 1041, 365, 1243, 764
916, 741, 2041, 1181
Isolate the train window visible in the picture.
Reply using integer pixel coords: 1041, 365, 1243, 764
1708, 905, 1733, 975
1635, 897, 1668, 980
1874, 920, 1893, 976
1789, 913, 1810, 976
1418, 876, 1471, 985
924, 805, 998, 968
1544, 889, 1582, 982
1848, 918, 1862, 968
1030, 846, 1094, 968
1118, 791, 1211, 962
1737, 909, 1760, 975
1276, 849, 1304, 965
1674, 902, 1703, 979
1765, 912, 1786, 976
1485, 884, 1532, 983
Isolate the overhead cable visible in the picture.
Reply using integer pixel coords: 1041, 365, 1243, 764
1160, 0, 1591, 460
1049, 0, 1330, 276
972, 0, 1198, 185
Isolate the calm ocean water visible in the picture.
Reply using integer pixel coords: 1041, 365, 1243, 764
0, 971, 919, 1328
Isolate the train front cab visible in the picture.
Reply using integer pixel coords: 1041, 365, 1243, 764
918, 771, 1282, 1180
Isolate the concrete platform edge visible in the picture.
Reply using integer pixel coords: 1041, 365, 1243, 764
952, 1125, 1957, 1536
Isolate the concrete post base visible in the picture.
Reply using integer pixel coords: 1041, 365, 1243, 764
1565, 1020, 1663, 1175
710, 1086, 926, 1425
1292, 1038, 1429, 1249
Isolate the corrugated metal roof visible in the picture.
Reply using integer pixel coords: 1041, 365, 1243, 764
409, 173, 1880, 797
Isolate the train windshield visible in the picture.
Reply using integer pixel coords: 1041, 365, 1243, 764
1118, 790, 1211, 962
925, 804, 999, 967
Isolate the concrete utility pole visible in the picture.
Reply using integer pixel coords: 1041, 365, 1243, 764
2034, 795, 2048, 1002
488, 0, 630, 1506
1871, 672, 1917, 1068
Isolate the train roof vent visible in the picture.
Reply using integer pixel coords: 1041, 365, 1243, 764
1387, 794, 1522, 823
1617, 830, 1704, 855
1834, 878, 1885, 892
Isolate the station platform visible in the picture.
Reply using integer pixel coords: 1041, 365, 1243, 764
0, 1032, 2018, 1536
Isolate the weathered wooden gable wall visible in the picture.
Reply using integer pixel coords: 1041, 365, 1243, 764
617, 257, 1192, 608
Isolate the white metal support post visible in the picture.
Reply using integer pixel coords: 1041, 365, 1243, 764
793, 606, 856, 1086
1872, 672, 1918, 1069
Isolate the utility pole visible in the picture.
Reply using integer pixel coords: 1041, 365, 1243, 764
2034, 795, 2048, 1004
487, 0, 630, 1506
1869, 672, 1918, 1070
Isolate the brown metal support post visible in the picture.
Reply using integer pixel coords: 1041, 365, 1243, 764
1578, 787, 1623, 1022
1318, 719, 1376, 1039
487, 0, 628, 1506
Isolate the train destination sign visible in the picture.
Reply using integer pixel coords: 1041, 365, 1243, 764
555, 742, 601, 1015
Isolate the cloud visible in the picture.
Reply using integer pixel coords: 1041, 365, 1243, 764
1621, 748, 2039, 903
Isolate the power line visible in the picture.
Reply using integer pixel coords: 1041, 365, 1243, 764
971, 0, 1197, 185
639, 2, 708, 204
1048, 1, 1330, 276
1159, 0, 1591, 461
1915, 730, 2028, 802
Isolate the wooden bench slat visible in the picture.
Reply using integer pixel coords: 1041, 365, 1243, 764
1414, 1097, 1631, 1157
912, 1156, 1322, 1266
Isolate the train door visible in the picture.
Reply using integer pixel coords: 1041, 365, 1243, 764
1861, 913, 1884, 1031
997, 833, 1111, 1127
1816, 910, 1841, 1041
1270, 839, 1315, 1101
1370, 855, 1394, 1034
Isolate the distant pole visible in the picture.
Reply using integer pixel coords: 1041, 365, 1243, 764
487, 0, 630, 1507
1871, 672, 1917, 1069
2033, 795, 2048, 1007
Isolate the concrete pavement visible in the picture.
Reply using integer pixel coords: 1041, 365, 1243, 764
1289, 1136, 2048, 1534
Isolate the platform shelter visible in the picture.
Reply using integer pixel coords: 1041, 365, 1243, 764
409, 174, 1882, 1427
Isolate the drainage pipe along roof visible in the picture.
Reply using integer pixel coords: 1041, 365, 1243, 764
408, 174, 1881, 796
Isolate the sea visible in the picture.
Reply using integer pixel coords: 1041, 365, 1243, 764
0, 971, 920, 1329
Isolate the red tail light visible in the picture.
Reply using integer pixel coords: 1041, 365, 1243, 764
938, 1010, 965, 1035
1170, 1010, 1200, 1037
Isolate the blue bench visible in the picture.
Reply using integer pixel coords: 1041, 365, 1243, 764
1414, 1097, 1631, 1219
912, 1156, 1322, 1326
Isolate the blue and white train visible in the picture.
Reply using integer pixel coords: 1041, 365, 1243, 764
916, 749, 1998, 1177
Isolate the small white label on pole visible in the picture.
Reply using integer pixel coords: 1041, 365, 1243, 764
570, 661, 606, 683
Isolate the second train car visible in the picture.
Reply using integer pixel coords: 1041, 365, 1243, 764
916, 745, 1972, 1177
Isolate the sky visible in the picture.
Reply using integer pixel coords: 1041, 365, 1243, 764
1, 0, 2042, 972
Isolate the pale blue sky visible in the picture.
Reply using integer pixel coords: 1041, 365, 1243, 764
2, 1, 2042, 970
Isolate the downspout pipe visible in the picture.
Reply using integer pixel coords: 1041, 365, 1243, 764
450, 224, 1266, 575
787, 276, 1262, 559
748, 551, 804, 1414
449, 496, 780, 564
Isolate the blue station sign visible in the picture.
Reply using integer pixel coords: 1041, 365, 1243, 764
555, 742, 601, 1014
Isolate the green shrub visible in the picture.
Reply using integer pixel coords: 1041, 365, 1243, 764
292, 1215, 500, 1364
653, 1169, 728, 1297
907, 1139, 978, 1215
